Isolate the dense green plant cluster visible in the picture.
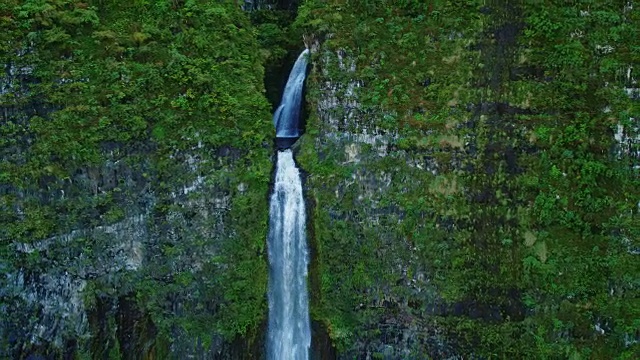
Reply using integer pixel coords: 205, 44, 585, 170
297, 0, 639, 358
1, 0, 272, 357
250, 5, 304, 107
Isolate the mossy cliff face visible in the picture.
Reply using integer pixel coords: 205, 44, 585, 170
298, 1, 639, 358
1, 0, 271, 358
2, 0, 639, 359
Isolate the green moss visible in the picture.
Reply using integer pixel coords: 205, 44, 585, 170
1, 0, 274, 357
299, 0, 639, 357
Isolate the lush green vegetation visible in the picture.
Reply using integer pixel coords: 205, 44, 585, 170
1, 0, 273, 357
1, 0, 639, 358
297, 0, 640, 358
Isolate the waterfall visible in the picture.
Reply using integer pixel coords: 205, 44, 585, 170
267, 49, 311, 360
274, 49, 310, 140
267, 150, 310, 360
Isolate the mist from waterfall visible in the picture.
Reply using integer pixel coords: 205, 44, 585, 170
267, 150, 310, 360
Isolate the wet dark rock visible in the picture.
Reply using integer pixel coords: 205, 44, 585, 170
479, 6, 492, 14
509, 66, 546, 81
275, 136, 300, 150
494, 22, 522, 46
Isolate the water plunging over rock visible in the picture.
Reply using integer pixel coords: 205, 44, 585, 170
274, 49, 310, 149
267, 48, 311, 359
267, 150, 310, 360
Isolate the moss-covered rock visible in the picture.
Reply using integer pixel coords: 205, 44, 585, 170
298, 1, 639, 358
1, 0, 272, 358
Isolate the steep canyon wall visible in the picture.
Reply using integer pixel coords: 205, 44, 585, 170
1, 1, 272, 358
298, 1, 639, 358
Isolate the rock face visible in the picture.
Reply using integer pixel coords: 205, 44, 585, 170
1, 2, 272, 358
2, 1, 639, 359
301, 45, 464, 360
298, 1, 639, 359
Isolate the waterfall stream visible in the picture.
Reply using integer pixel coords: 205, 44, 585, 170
267, 49, 311, 360
267, 150, 310, 360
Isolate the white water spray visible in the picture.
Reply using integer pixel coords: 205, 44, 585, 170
267, 48, 311, 360
267, 150, 310, 360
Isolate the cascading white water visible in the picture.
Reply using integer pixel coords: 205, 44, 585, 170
267, 49, 311, 360
273, 49, 310, 139
267, 150, 310, 360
